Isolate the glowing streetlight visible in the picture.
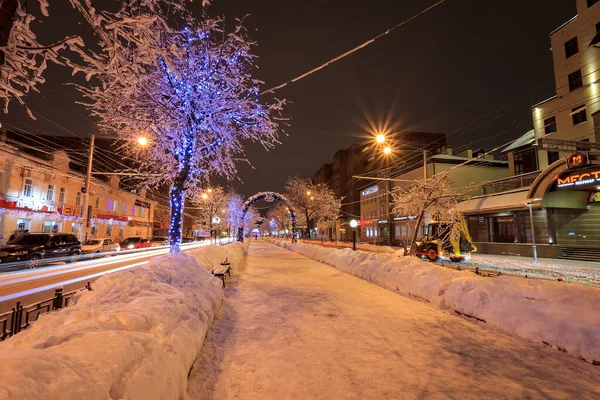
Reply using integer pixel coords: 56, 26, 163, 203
207, 188, 212, 193
375, 134, 385, 144
201, 193, 208, 200
137, 137, 148, 146
306, 191, 311, 196
383, 146, 392, 155
349, 219, 358, 251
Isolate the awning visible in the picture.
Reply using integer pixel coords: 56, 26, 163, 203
457, 189, 530, 214
590, 30, 600, 48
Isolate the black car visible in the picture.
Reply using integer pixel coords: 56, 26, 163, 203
0, 233, 82, 269
181, 237, 196, 243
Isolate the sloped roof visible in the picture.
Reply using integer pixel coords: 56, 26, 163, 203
502, 129, 535, 153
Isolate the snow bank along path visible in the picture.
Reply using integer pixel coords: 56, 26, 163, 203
266, 238, 600, 365
0, 243, 245, 400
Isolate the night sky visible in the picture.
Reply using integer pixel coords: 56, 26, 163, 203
1, 0, 575, 197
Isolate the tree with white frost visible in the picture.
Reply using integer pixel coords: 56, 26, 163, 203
76, 14, 285, 252
392, 174, 470, 254
266, 203, 292, 235
242, 206, 260, 237
225, 192, 245, 239
193, 186, 228, 243
284, 176, 341, 239
0, 0, 187, 117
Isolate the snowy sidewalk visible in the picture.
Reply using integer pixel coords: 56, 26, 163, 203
187, 240, 600, 399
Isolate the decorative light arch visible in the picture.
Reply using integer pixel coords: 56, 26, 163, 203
238, 191, 297, 242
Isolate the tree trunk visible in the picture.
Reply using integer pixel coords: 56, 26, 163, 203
169, 182, 185, 253
305, 210, 310, 239
409, 210, 425, 255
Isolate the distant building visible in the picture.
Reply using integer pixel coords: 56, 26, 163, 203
457, 0, 600, 261
359, 148, 509, 246
0, 141, 156, 243
314, 132, 447, 240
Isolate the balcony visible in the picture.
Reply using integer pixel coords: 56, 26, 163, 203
482, 171, 540, 195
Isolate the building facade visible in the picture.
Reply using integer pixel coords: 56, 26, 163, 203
0, 142, 156, 244
360, 149, 509, 246
456, 1, 600, 260
314, 131, 447, 241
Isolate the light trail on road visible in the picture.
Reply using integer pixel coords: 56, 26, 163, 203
0, 239, 233, 313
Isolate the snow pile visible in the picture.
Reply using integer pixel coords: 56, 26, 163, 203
270, 240, 600, 364
299, 238, 398, 253
0, 243, 244, 400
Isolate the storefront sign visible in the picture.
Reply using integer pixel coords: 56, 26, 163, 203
393, 216, 416, 221
60, 205, 82, 217
361, 186, 378, 196
567, 152, 587, 169
135, 199, 151, 209
556, 168, 600, 188
378, 220, 388, 224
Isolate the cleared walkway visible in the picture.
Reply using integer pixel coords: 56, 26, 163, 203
187, 240, 600, 399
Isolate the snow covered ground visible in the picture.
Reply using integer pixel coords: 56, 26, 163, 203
188, 240, 600, 399
0, 243, 244, 400
266, 238, 600, 366
292, 238, 600, 287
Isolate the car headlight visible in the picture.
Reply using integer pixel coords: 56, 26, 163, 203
10, 251, 28, 256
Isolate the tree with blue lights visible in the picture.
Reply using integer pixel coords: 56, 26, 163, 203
76, 13, 285, 252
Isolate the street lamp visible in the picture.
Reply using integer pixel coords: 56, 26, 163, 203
137, 137, 149, 146
383, 146, 392, 155
350, 219, 358, 251
525, 199, 542, 263
375, 134, 386, 144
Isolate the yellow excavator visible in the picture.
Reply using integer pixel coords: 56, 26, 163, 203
414, 212, 476, 262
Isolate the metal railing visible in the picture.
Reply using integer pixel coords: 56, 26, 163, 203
482, 171, 540, 194
0, 282, 92, 342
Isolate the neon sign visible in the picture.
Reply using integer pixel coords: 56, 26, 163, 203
556, 169, 600, 188
567, 152, 587, 169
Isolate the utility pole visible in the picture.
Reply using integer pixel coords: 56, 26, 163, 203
80, 135, 95, 242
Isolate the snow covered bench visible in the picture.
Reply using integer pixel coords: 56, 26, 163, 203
210, 258, 231, 287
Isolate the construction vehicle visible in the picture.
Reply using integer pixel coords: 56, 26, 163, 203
414, 213, 476, 262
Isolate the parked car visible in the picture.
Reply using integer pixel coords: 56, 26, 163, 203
149, 237, 168, 247
81, 238, 120, 257
119, 237, 151, 250
0, 233, 82, 268
181, 237, 196, 243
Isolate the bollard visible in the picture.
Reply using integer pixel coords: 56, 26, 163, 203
54, 288, 64, 310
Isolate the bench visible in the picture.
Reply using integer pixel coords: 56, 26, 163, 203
210, 258, 231, 288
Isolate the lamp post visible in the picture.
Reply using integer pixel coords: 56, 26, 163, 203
525, 201, 538, 263
350, 219, 358, 251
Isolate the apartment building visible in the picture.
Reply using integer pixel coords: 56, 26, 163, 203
0, 142, 156, 243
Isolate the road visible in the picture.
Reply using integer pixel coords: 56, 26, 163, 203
0, 241, 228, 314
187, 240, 600, 399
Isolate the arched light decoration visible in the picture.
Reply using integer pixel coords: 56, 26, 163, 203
238, 192, 297, 242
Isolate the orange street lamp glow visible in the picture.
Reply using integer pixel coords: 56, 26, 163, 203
383, 147, 392, 155
375, 134, 385, 143
137, 137, 148, 146
201, 193, 208, 200
306, 191, 311, 196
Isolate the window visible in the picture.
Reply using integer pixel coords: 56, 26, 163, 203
572, 105, 587, 125
43, 221, 53, 233
107, 224, 112, 236
565, 37, 579, 58
76, 192, 82, 206
543, 116, 557, 135
119, 225, 124, 237
46, 185, 55, 201
513, 147, 538, 175
568, 70, 583, 91
106, 199, 111, 211
58, 188, 65, 203
95, 197, 100, 208
131, 205, 135, 216
122, 202, 126, 214
589, 0, 599, 8
23, 178, 33, 197
548, 151, 560, 165
72, 222, 80, 235
141, 207, 145, 218
112, 200, 118, 212
401, 225, 407, 237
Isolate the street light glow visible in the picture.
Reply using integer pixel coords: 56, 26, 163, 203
137, 137, 148, 146
350, 219, 358, 228
375, 134, 385, 143
306, 191, 311, 196
383, 147, 392, 154
201, 193, 208, 200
